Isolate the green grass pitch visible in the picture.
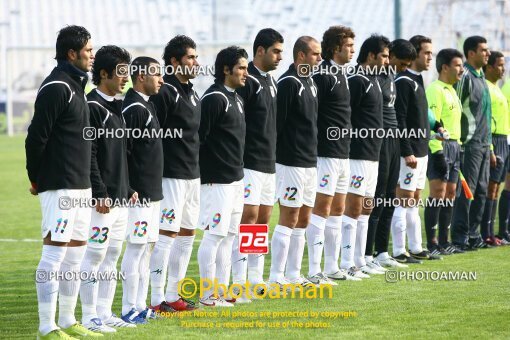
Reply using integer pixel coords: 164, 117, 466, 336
1, 135, 509, 339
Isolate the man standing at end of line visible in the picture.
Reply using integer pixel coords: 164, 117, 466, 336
307, 25, 355, 283
340, 34, 387, 279
451, 36, 494, 251
366, 39, 417, 270
269, 36, 321, 288
79, 45, 137, 332
231, 28, 284, 300
197, 46, 248, 307
120, 57, 163, 324
26, 25, 102, 339
481, 51, 509, 246
149, 35, 201, 312
424, 48, 465, 256
391, 35, 441, 263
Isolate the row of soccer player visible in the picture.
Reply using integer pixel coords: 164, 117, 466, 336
26, 24, 510, 339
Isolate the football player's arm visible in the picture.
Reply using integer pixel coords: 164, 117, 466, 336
88, 105, 109, 205
25, 85, 67, 194
426, 86, 444, 153
395, 79, 417, 168
199, 95, 223, 145
276, 79, 297, 136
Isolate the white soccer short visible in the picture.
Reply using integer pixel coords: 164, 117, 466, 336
243, 169, 275, 206
199, 180, 244, 237
126, 200, 160, 244
160, 178, 200, 232
316, 157, 349, 196
347, 160, 379, 198
87, 207, 128, 248
398, 156, 428, 191
39, 188, 92, 243
275, 163, 317, 208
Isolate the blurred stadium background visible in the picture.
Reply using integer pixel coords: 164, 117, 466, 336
1, 0, 509, 135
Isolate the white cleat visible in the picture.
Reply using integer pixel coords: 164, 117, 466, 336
287, 275, 316, 288
235, 295, 253, 304
377, 256, 409, 268
360, 265, 384, 275
325, 270, 348, 280
347, 266, 370, 279
308, 272, 338, 286
103, 314, 136, 328
365, 260, 386, 274
199, 295, 234, 307
83, 318, 116, 333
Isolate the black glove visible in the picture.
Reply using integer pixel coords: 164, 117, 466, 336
431, 152, 448, 178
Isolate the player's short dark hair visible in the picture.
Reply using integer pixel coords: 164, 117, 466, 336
463, 35, 487, 58
436, 48, 463, 73
253, 28, 284, 57
293, 36, 318, 61
483, 50, 504, 72
356, 34, 390, 64
389, 39, 416, 61
92, 45, 131, 85
409, 35, 432, 55
130, 56, 160, 84
213, 46, 248, 82
321, 25, 355, 60
55, 25, 91, 61
163, 35, 196, 67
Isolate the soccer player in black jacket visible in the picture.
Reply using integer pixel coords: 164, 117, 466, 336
26, 25, 101, 339
268, 36, 321, 288
230, 29, 283, 300
340, 35, 387, 280
307, 26, 355, 283
120, 57, 164, 323
196, 46, 248, 307
391, 35, 441, 263
149, 35, 201, 311
366, 39, 417, 270
79, 45, 136, 332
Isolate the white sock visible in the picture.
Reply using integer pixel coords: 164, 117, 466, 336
407, 206, 423, 253
37, 245, 66, 335
97, 240, 123, 320
79, 246, 107, 323
197, 231, 224, 299
149, 235, 174, 306
121, 242, 145, 315
285, 228, 306, 280
216, 233, 235, 297
340, 215, 357, 269
165, 235, 195, 303
58, 245, 86, 328
354, 215, 370, 268
306, 214, 326, 276
391, 206, 408, 256
247, 253, 265, 284
136, 243, 153, 311
231, 234, 247, 284
268, 225, 293, 282
324, 215, 342, 274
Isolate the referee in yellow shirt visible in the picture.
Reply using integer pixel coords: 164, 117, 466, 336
424, 49, 465, 255
482, 51, 510, 245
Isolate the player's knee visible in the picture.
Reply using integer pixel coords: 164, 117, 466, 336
178, 227, 195, 236
159, 229, 178, 238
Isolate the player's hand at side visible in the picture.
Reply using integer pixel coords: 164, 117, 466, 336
96, 197, 111, 214
405, 154, 417, 169
29, 187, 38, 196
130, 191, 139, 204
490, 152, 497, 168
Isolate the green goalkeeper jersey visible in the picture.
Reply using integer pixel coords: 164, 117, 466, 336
426, 80, 462, 153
